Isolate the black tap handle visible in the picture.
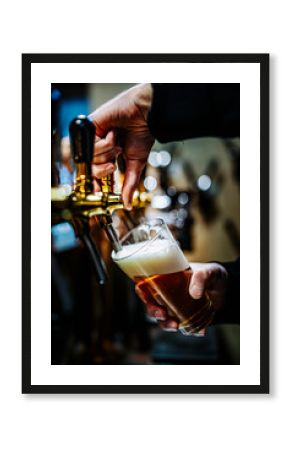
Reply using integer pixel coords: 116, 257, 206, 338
69, 115, 95, 164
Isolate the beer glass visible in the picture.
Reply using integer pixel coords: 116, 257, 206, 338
112, 218, 215, 335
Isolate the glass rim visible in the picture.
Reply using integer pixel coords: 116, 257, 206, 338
112, 218, 170, 261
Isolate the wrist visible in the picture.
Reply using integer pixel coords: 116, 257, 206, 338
132, 83, 153, 121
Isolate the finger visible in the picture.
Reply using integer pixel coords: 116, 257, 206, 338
94, 129, 118, 151
189, 270, 208, 299
199, 328, 206, 336
146, 304, 168, 321
103, 129, 116, 148
159, 320, 179, 332
92, 162, 116, 179
93, 179, 101, 192
92, 148, 121, 165
194, 328, 206, 337
122, 159, 146, 210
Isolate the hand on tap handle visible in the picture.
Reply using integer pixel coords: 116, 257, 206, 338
89, 84, 155, 210
91, 129, 120, 194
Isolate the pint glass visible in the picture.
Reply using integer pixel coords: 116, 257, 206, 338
112, 219, 215, 335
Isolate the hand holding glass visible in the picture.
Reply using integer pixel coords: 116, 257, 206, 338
112, 219, 215, 335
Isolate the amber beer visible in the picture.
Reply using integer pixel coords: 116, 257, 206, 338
112, 220, 214, 335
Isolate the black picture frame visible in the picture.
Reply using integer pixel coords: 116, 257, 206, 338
22, 53, 269, 394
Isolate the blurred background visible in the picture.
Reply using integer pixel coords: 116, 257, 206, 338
51, 83, 240, 365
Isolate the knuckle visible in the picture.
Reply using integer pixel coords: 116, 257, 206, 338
103, 140, 113, 151
93, 153, 112, 165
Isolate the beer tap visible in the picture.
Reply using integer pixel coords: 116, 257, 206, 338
51, 115, 151, 282
69, 115, 122, 253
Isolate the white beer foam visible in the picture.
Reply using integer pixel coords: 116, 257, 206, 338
112, 239, 188, 279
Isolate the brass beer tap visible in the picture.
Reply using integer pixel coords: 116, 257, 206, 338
51, 115, 151, 281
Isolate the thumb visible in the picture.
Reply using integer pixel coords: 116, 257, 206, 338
122, 159, 146, 210
189, 270, 208, 300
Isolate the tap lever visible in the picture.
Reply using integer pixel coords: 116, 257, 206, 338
69, 115, 95, 164
101, 172, 114, 194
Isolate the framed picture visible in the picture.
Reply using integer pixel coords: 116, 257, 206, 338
22, 53, 269, 394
